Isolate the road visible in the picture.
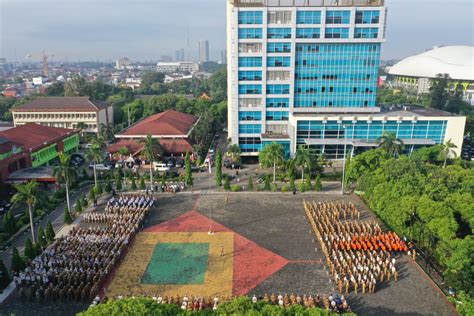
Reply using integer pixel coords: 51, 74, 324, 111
1, 184, 92, 270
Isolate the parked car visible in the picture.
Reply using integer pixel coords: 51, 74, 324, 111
153, 162, 170, 172
89, 163, 111, 171
175, 159, 184, 168
84, 143, 93, 149
224, 160, 242, 169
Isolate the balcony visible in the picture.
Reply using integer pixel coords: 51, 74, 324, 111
230, 0, 384, 7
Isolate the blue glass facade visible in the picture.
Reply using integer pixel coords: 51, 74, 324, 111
267, 43, 291, 53
239, 28, 262, 39
297, 11, 321, 24
239, 111, 262, 121
238, 11, 263, 24
295, 43, 380, 108
238, 70, 262, 81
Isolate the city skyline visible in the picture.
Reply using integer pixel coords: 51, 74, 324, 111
0, 0, 472, 62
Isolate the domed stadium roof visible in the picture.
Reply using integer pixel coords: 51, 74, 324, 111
388, 45, 474, 81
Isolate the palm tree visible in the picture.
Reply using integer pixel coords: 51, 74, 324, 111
53, 152, 77, 213
259, 142, 284, 183
140, 135, 163, 191
226, 144, 241, 162
85, 142, 102, 187
295, 145, 312, 182
377, 131, 405, 158
99, 123, 114, 143
440, 139, 457, 168
11, 181, 40, 242
76, 122, 87, 142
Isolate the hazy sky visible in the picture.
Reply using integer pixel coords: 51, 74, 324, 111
0, 0, 473, 62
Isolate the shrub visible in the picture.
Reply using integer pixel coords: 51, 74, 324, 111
247, 176, 254, 191
95, 184, 103, 196
231, 185, 240, 192
0, 259, 10, 290
271, 183, 278, 192
263, 175, 271, 191
45, 220, 55, 243
37, 227, 47, 248
75, 200, 83, 213
131, 178, 137, 190
63, 209, 73, 225
10, 248, 25, 273
139, 177, 145, 190
299, 182, 306, 192
24, 238, 35, 261
305, 175, 312, 191
289, 178, 296, 192
281, 185, 288, 193
105, 179, 113, 193
224, 177, 231, 191
315, 174, 322, 191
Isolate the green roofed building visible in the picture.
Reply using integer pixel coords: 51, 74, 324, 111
0, 123, 79, 184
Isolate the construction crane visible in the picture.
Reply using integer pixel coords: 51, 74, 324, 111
26, 51, 54, 77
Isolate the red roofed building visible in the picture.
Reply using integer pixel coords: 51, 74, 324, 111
108, 110, 198, 158
0, 123, 80, 183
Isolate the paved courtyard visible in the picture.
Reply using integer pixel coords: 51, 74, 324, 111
1, 192, 456, 316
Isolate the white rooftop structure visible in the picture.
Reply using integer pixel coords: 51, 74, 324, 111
389, 45, 474, 81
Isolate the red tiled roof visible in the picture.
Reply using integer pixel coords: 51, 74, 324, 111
11, 97, 110, 112
0, 123, 76, 151
107, 138, 194, 156
118, 110, 198, 137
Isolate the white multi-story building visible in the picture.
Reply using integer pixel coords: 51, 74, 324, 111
156, 61, 199, 74
227, 0, 466, 159
11, 97, 114, 133
116, 57, 132, 70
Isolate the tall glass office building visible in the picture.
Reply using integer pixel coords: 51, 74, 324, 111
227, 0, 465, 159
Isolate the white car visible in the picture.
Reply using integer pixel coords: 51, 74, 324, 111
90, 163, 111, 171
153, 162, 170, 172
84, 143, 93, 149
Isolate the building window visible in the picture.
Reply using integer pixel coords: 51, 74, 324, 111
326, 11, 350, 24
355, 10, 380, 24
239, 98, 262, 108
239, 84, 262, 95
267, 11, 292, 24
238, 11, 263, 24
267, 57, 291, 67
266, 98, 289, 108
267, 28, 292, 39
266, 111, 289, 121
239, 137, 262, 152
239, 43, 262, 53
239, 57, 262, 67
239, 111, 262, 121
239, 71, 262, 81
267, 43, 291, 53
296, 11, 321, 24
296, 28, 320, 39
267, 71, 291, 81
238, 28, 263, 39
239, 124, 261, 134
354, 28, 379, 39
325, 28, 349, 39
267, 84, 290, 95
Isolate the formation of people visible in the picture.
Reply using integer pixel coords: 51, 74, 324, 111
305, 200, 407, 295
108, 293, 351, 313
13, 194, 154, 302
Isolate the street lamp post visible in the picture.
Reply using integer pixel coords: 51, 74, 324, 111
341, 125, 348, 196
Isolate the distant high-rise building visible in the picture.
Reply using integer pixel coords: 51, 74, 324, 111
220, 50, 227, 65
227, 0, 466, 159
199, 40, 210, 63
115, 57, 132, 70
175, 48, 185, 62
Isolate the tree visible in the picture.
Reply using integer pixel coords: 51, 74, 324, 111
131, 178, 137, 190
2, 210, 17, 236
264, 175, 271, 191
37, 227, 47, 248
11, 181, 40, 242
226, 144, 241, 162
45, 220, 55, 243
305, 174, 313, 191
295, 145, 312, 183
185, 152, 193, 187
215, 151, 223, 186
247, 176, 254, 191
95, 183, 103, 196
0, 259, 10, 290
140, 71, 165, 89
85, 142, 102, 187
63, 207, 73, 225
10, 248, 25, 273
88, 187, 96, 201
139, 177, 145, 190
440, 139, 457, 168
115, 174, 123, 191
24, 238, 36, 261
224, 176, 231, 191
259, 142, 284, 183
377, 131, 404, 158
315, 174, 322, 191
118, 146, 130, 157
105, 178, 113, 192
140, 135, 162, 192
75, 200, 83, 213
429, 73, 450, 110
53, 152, 77, 213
